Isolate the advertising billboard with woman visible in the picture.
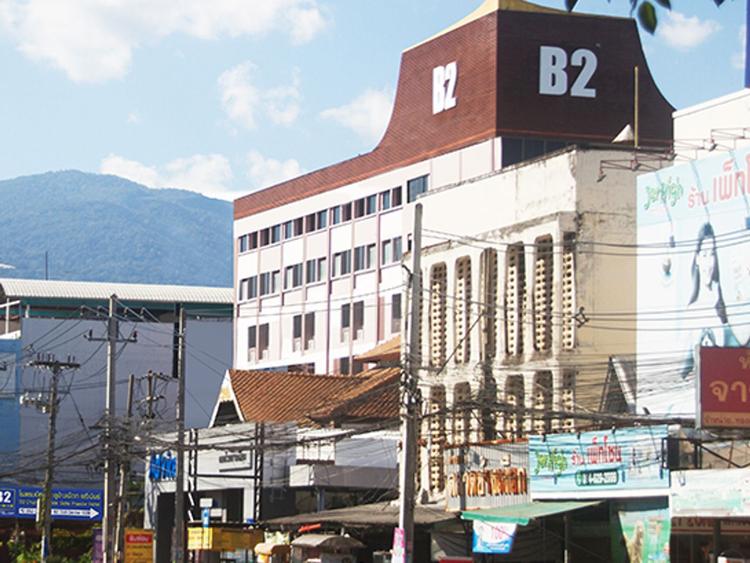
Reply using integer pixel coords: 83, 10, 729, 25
636, 146, 750, 416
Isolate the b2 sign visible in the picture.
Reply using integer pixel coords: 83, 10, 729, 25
433, 61, 458, 114
539, 46, 597, 98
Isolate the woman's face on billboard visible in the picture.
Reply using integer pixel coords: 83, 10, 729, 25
696, 238, 716, 287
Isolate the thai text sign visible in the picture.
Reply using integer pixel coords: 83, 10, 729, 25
671, 469, 750, 518
528, 426, 669, 499
472, 521, 516, 554
697, 347, 750, 429
0, 484, 103, 520
445, 443, 529, 511
124, 529, 153, 563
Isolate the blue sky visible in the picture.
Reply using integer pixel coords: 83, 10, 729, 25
0, 0, 745, 200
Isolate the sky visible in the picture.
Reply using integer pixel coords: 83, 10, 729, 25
0, 0, 745, 201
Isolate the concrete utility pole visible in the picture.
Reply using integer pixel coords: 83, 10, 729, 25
114, 373, 135, 561
173, 305, 187, 563
86, 295, 136, 563
397, 203, 422, 563
24, 354, 80, 563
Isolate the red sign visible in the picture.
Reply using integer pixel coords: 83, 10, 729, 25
698, 347, 750, 429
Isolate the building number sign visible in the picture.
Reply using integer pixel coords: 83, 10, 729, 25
538, 45, 597, 99
433, 61, 458, 114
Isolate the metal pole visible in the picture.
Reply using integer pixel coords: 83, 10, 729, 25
40, 366, 59, 563
115, 374, 135, 561
397, 203, 422, 563
103, 295, 118, 563
173, 306, 187, 563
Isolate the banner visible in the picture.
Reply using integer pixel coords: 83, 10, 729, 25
671, 469, 750, 518
528, 426, 669, 499
637, 148, 750, 416
697, 346, 750, 429
610, 500, 670, 563
472, 520, 516, 554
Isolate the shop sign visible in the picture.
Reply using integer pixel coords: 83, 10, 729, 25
697, 347, 750, 429
445, 443, 529, 511
672, 517, 750, 535
671, 469, 750, 518
187, 528, 263, 552
472, 521, 516, 555
610, 500, 670, 563
528, 425, 669, 499
391, 527, 406, 563
148, 451, 176, 481
124, 529, 153, 563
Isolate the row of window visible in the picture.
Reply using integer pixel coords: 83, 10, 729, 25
246, 294, 402, 362
238, 237, 404, 301
237, 175, 428, 254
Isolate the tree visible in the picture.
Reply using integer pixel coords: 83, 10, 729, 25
564, 0, 727, 34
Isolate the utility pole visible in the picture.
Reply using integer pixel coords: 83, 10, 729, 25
23, 354, 80, 563
396, 203, 422, 563
114, 374, 135, 561
173, 305, 187, 563
86, 295, 136, 563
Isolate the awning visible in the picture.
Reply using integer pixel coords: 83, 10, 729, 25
291, 534, 365, 550
265, 501, 456, 528
461, 500, 602, 526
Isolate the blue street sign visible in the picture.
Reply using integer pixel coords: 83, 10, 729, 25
0, 485, 103, 521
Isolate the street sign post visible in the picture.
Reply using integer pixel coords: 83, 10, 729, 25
0, 485, 103, 521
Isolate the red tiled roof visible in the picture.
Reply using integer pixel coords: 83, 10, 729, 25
355, 336, 401, 364
227, 368, 400, 424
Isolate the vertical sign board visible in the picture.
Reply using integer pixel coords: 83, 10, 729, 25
391, 527, 406, 563
124, 529, 153, 563
528, 426, 670, 499
610, 499, 670, 563
637, 147, 750, 417
696, 347, 750, 429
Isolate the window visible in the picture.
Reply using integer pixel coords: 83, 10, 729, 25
249, 232, 258, 250
293, 314, 302, 339
239, 235, 248, 253
333, 250, 351, 277
260, 272, 271, 296
283, 221, 293, 240
533, 236, 554, 352
294, 218, 304, 237
304, 312, 315, 349
367, 244, 375, 269
248, 276, 257, 299
339, 356, 350, 376
354, 198, 365, 218
342, 203, 352, 222
454, 256, 472, 364
260, 228, 270, 247
393, 237, 403, 261
306, 259, 317, 284
392, 186, 402, 207
429, 264, 447, 367
353, 301, 364, 339
407, 175, 428, 203
305, 214, 316, 233
391, 293, 402, 334
317, 257, 327, 281
381, 240, 392, 265
248, 326, 257, 351
366, 194, 377, 215
239, 278, 247, 301
285, 264, 303, 289
331, 206, 342, 225
271, 270, 280, 293
354, 246, 366, 272
271, 225, 281, 244
380, 190, 391, 211
259, 324, 270, 359
341, 303, 351, 332
317, 210, 328, 230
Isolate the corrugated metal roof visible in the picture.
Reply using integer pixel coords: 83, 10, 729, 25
0, 278, 232, 304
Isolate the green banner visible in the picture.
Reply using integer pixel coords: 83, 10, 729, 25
610, 500, 670, 563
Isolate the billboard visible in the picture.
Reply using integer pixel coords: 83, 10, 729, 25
610, 500, 670, 563
528, 426, 669, 499
637, 147, 750, 416
696, 346, 750, 429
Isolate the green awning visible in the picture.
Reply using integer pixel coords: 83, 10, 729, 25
461, 500, 602, 526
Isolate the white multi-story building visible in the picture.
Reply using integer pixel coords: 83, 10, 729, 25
232, 0, 673, 375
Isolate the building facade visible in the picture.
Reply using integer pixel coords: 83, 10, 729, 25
232, 0, 673, 376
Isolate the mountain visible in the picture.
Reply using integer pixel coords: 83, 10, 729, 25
0, 170, 233, 287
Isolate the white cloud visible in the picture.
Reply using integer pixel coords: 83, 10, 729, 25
320, 88, 394, 144
0, 0, 329, 83
732, 25, 746, 70
247, 150, 304, 191
659, 11, 721, 51
100, 153, 236, 200
218, 62, 301, 129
